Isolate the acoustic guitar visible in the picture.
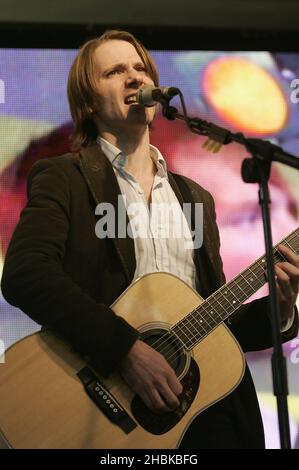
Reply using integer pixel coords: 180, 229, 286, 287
0, 228, 298, 448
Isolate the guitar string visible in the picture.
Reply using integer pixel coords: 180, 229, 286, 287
142, 230, 299, 369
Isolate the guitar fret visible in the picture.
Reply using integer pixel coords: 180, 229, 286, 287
284, 240, 293, 250
206, 296, 228, 321
175, 323, 204, 350
234, 280, 251, 300
173, 324, 194, 347
189, 311, 210, 333
197, 302, 219, 327
217, 291, 239, 314
248, 266, 260, 284
180, 314, 208, 341
241, 272, 257, 291
185, 320, 205, 341
182, 321, 200, 342
224, 284, 243, 306
191, 314, 210, 334
217, 289, 235, 312
246, 265, 264, 289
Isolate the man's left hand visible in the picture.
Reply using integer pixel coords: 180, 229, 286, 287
275, 244, 299, 329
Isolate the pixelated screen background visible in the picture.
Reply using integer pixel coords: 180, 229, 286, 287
0, 48, 298, 448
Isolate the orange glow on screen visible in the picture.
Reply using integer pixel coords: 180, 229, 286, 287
203, 57, 288, 135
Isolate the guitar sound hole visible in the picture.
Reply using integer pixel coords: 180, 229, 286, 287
140, 328, 187, 377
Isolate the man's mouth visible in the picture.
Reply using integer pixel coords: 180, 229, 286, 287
124, 94, 138, 105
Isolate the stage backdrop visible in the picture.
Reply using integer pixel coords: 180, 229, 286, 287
0, 48, 298, 448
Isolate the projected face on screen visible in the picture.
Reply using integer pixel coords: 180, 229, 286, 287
0, 47, 298, 448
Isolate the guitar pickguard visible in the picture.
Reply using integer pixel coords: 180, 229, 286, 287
131, 358, 200, 435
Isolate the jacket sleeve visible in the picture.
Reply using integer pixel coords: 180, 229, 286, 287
228, 297, 298, 352
1, 158, 138, 376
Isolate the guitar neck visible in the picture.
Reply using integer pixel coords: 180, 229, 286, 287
172, 227, 299, 350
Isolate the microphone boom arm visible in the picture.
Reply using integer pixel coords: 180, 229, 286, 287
162, 90, 299, 170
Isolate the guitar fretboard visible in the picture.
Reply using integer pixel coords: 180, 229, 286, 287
172, 227, 299, 350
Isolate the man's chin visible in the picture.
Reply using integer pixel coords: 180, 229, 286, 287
129, 104, 155, 120
126, 113, 155, 130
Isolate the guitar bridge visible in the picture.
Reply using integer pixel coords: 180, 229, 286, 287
77, 367, 137, 434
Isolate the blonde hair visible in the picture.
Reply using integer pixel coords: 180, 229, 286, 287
67, 30, 159, 147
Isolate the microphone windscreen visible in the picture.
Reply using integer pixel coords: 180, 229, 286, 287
136, 86, 157, 107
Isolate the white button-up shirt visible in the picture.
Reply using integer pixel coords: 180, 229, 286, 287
97, 137, 198, 290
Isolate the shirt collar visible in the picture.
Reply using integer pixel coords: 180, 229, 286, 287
97, 136, 168, 179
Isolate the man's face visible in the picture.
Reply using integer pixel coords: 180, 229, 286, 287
92, 39, 156, 134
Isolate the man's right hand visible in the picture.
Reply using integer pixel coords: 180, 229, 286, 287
120, 339, 183, 414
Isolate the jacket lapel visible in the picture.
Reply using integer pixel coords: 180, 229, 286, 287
77, 145, 136, 285
167, 172, 185, 207
168, 172, 221, 298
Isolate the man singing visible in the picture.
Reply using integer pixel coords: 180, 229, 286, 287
2, 30, 299, 448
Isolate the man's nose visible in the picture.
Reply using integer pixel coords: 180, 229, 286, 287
126, 68, 144, 87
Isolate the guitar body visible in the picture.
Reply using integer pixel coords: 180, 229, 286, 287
0, 272, 245, 449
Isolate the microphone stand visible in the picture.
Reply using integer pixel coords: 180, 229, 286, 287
160, 92, 299, 449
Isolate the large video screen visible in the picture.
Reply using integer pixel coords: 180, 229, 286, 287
0, 48, 298, 448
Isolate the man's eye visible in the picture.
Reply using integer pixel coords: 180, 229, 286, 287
107, 69, 122, 76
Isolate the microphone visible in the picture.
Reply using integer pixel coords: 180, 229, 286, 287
136, 85, 180, 107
